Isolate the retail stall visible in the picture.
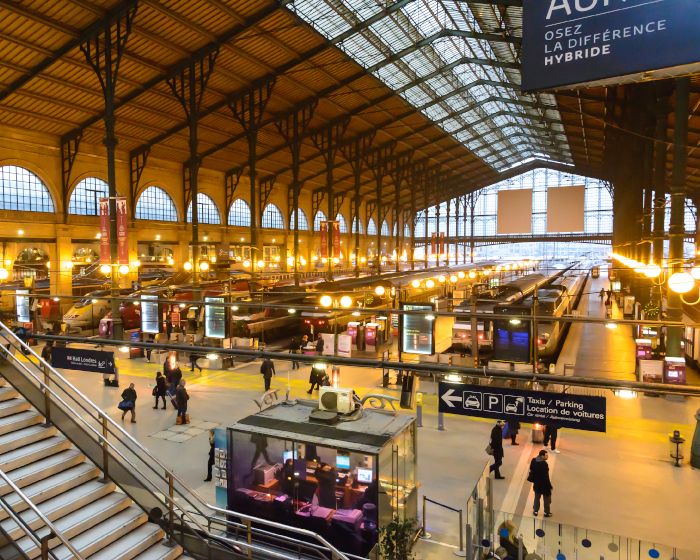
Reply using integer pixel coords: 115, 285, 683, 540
222, 400, 417, 557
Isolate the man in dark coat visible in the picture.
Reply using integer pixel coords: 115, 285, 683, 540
543, 422, 560, 453
488, 420, 505, 479
506, 419, 521, 445
175, 379, 189, 425
120, 383, 137, 423
204, 429, 215, 482
530, 450, 553, 517
260, 357, 275, 391
289, 337, 300, 370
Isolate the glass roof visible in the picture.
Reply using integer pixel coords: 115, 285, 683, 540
287, 0, 572, 171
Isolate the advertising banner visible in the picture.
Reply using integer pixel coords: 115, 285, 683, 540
141, 294, 159, 334
400, 303, 435, 356
116, 197, 128, 265
320, 221, 328, 259
439, 382, 607, 432
204, 296, 227, 339
99, 198, 110, 264
331, 221, 341, 259
522, 0, 700, 91
430, 233, 437, 255
51, 347, 116, 374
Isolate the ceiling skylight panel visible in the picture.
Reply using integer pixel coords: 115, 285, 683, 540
441, 118, 464, 133
339, 34, 386, 68
290, 0, 350, 39
423, 105, 449, 121
374, 64, 413, 90
370, 18, 413, 54
425, 75, 455, 97
402, 85, 433, 107
403, 0, 442, 37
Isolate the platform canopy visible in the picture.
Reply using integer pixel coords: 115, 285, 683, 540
0, 0, 698, 210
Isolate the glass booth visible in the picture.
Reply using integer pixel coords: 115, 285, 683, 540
223, 400, 417, 557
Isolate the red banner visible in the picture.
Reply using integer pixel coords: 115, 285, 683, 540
439, 232, 445, 255
116, 197, 128, 265
430, 232, 437, 255
320, 221, 328, 258
331, 221, 340, 258
99, 198, 110, 264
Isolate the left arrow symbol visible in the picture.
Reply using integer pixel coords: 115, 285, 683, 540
441, 388, 462, 408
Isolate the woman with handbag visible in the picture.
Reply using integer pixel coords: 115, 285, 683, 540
119, 383, 137, 423
152, 371, 167, 410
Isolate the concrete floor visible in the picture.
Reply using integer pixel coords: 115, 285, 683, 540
29, 284, 700, 559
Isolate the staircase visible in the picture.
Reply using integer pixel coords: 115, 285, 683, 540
0, 376, 183, 560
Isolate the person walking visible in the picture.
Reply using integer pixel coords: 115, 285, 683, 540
145, 334, 154, 362
204, 429, 215, 482
260, 357, 276, 391
152, 371, 167, 409
189, 350, 203, 373
506, 419, 521, 446
307, 365, 321, 394
119, 383, 137, 423
40, 341, 53, 364
488, 420, 505, 479
175, 379, 189, 425
530, 450, 553, 517
315, 336, 325, 355
598, 288, 605, 302
543, 422, 560, 453
289, 336, 300, 370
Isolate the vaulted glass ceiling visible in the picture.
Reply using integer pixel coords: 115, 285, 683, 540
287, 0, 572, 171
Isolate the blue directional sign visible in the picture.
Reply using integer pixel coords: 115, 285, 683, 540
439, 382, 606, 432
51, 347, 116, 374
521, 0, 700, 91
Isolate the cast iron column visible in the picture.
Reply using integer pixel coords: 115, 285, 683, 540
652, 89, 669, 266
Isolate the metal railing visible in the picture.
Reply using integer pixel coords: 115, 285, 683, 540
420, 495, 465, 557
0, 322, 352, 560
0, 467, 85, 560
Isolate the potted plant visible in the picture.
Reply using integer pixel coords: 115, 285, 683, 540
377, 516, 418, 560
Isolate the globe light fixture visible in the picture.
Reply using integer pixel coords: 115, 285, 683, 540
668, 271, 694, 294
457, 271, 465, 279
374, 285, 386, 296
100, 264, 111, 275
118, 264, 130, 275
644, 264, 662, 279
183, 261, 193, 271
0, 269, 8, 281
411, 280, 420, 288
468, 271, 476, 279
425, 279, 435, 289
690, 266, 700, 281
320, 295, 333, 308
449, 275, 458, 283
339, 295, 353, 308
257, 260, 265, 269
199, 261, 210, 272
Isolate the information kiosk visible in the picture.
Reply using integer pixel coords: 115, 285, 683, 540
223, 400, 417, 557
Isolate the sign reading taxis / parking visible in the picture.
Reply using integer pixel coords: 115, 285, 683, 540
438, 382, 606, 432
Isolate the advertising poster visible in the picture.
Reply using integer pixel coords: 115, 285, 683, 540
99, 197, 110, 264
204, 296, 227, 339
141, 294, 159, 334
365, 324, 377, 347
439, 382, 607, 432
400, 303, 435, 356
522, 0, 700, 91
116, 197, 128, 265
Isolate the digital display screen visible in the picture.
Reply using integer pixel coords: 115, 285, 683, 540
336, 454, 350, 470
141, 295, 159, 334
204, 297, 226, 339
401, 303, 434, 355
356, 468, 373, 484
493, 321, 531, 363
15, 290, 29, 323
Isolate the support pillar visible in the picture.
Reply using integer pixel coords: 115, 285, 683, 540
666, 78, 689, 357
652, 88, 670, 266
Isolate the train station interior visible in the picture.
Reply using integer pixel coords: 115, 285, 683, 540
0, 1, 699, 559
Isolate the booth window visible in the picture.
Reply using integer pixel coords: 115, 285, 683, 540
313, 210, 327, 231
351, 217, 364, 234
336, 213, 348, 234
262, 204, 285, 229
290, 208, 309, 230
0, 165, 55, 213
228, 199, 251, 227
68, 177, 109, 215
367, 218, 377, 235
187, 193, 221, 225
135, 186, 178, 222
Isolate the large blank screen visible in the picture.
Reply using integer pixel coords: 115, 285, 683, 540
547, 186, 585, 232
497, 189, 532, 234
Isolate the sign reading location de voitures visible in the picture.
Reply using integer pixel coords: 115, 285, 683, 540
521, 0, 700, 92
50, 347, 116, 374
438, 382, 606, 432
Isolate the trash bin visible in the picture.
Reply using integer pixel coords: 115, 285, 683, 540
669, 430, 685, 467
532, 423, 545, 443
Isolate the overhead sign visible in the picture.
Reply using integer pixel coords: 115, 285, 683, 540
204, 296, 226, 339
51, 347, 115, 374
141, 295, 159, 334
521, 0, 700, 91
438, 382, 606, 432
400, 303, 435, 355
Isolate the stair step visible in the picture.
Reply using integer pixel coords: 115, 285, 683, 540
0, 386, 18, 402
0, 423, 57, 455
0, 398, 30, 419
0, 463, 100, 519
0, 410, 43, 436
133, 542, 184, 560
48, 506, 149, 560
0, 435, 70, 475
11, 494, 134, 558
1, 449, 84, 496
0, 479, 116, 537
89, 524, 168, 560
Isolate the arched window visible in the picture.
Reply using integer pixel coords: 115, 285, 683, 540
228, 199, 251, 227
262, 204, 284, 229
313, 210, 327, 231
290, 208, 309, 230
187, 193, 220, 225
0, 165, 55, 213
381, 221, 390, 236
135, 186, 178, 222
352, 217, 364, 234
68, 177, 109, 215
404, 223, 410, 238
335, 213, 348, 233
367, 218, 377, 235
